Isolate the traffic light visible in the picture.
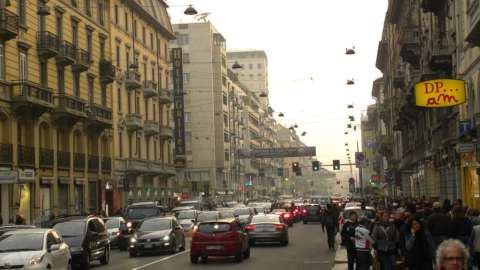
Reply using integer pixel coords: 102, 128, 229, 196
333, 160, 341, 170
312, 161, 320, 171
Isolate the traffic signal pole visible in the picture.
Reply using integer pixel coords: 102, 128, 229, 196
357, 141, 364, 199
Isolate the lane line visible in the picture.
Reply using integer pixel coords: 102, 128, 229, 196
131, 249, 190, 270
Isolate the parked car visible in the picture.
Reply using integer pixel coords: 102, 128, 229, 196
302, 204, 323, 224
175, 210, 199, 237
245, 214, 289, 246
129, 217, 186, 257
190, 219, 250, 263
50, 216, 110, 269
0, 228, 71, 270
103, 217, 127, 250
233, 208, 255, 226
271, 209, 294, 227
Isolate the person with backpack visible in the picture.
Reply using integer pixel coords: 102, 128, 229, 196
322, 203, 338, 250
341, 211, 359, 270
371, 210, 400, 270
355, 217, 375, 270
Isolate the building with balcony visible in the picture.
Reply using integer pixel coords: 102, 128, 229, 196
0, 0, 114, 224
109, 0, 176, 207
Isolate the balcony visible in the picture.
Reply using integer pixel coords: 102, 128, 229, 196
143, 81, 158, 98
421, 0, 447, 16
53, 94, 87, 124
0, 143, 12, 166
56, 40, 75, 66
57, 150, 70, 170
74, 153, 85, 171
0, 9, 18, 41
429, 46, 453, 73
99, 60, 116, 84
72, 49, 91, 73
39, 148, 53, 168
159, 89, 173, 104
18, 145, 34, 167
37, 31, 59, 59
88, 155, 99, 173
159, 125, 173, 139
11, 81, 54, 117
125, 69, 142, 90
144, 120, 159, 136
125, 113, 142, 131
102, 157, 111, 173
124, 159, 149, 173
86, 103, 112, 131
400, 28, 421, 67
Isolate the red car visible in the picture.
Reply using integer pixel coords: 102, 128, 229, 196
272, 209, 294, 227
190, 219, 250, 264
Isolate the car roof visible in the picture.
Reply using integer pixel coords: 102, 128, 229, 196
199, 218, 236, 224
0, 225, 36, 230
144, 216, 174, 221
4, 228, 49, 235
129, 201, 162, 207
344, 206, 375, 211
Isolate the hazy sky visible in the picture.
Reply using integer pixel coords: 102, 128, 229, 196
167, 0, 388, 168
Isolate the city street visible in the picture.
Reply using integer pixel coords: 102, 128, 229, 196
96, 223, 334, 270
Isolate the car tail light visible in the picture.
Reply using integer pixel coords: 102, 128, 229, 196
283, 213, 291, 218
115, 231, 121, 237
302, 209, 307, 213
275, 224, 285, 231
245, 225, 256, 231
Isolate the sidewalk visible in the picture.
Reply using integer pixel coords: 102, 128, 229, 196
332, 247, 348, 270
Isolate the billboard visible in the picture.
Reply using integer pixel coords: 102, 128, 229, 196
238, 147, 316, 159
171, 48, 186, 166
415, 79, 466, 108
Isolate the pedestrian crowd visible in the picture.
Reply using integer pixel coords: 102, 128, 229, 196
334, 197, 477, 270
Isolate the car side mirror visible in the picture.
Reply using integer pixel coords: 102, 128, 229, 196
48, 244, 61, 252
191, 219, 196, 223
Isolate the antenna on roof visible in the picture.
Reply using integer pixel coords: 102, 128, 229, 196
195, 13, 211, 22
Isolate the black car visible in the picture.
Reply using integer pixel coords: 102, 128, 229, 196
302, 204, 323, 224
245, 214, 289, 246
125, 201, 167, 230
129, 216, 186, 257
49, 216, 110, 269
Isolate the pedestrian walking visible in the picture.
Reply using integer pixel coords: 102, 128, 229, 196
436, 239, 469, 270
15, 213, 25, 225
371, 210, 399, 270
404, 218, 433, 270
450, 205, 473, 247
443, 199, 453, 214
355, 217, 375, 270
341, 211, 359, 270
469, 210, 480, 270
322, 204, 338, 250
428, 201, 452, 266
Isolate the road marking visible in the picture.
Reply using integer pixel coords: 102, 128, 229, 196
131, 250, 190, 270
304, 260, 330, 264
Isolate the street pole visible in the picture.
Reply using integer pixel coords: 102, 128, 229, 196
357, 141, 364, 199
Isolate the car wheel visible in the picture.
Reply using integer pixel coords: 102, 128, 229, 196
82, 253, 90, 270
243, 246, 251, 259
201, 256, 208, 263
170, 240, 177, 254
235, 250, 243, 262
100, 247, 110, 265
190, 255, 199, 264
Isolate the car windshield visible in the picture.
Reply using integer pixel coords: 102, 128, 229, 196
139, 219, 172, 232
179, 201, 198, 207
343, 209, 376, 219
197, 223, 231, 233
176, 211, 196, 220
307, 205, 320, 211
53, 221, 85, 237
126, 207, 159, 219
104, 219, 120, 229
234, 209, 251, 216
0, 233, 44, 252
197, 212, 218, 222
219, 210, 235, 219
252, 216, 280, 223
312, 198, 330, 204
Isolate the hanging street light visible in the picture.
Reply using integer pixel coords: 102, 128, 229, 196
301, 132, 307, 136
345, 46, 356, 55
184, 4, 198, 15
347, 104, 354, 109
347, 79, 355, 85
259, 92, 268, 98
232, 61, 243, 69
278, 112, 285, 117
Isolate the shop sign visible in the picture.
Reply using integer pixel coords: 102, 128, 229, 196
456, 143, 475, 153
415, 79, 466, 108
171, 48, 186, 165
0, 168, 17, 184
18, 169, 34, 182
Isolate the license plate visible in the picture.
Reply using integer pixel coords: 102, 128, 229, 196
144, 244, 152, 248
206, 245, 223, 250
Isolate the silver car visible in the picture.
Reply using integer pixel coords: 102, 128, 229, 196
0, 228, 71, 270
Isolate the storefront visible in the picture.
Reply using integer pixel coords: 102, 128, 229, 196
0, 168, 16, 224
39, 177, 54, 221
74, 179, 84, 214
58, 178, 69, 215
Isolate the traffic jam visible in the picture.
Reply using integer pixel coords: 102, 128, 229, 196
0, 196, 350, 269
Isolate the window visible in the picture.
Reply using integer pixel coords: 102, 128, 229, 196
73, 73, 80, 97
183, 53, 190, 63
145, 99, 149, 119
143, 62, 147, 81
223, 94, 228, 105
153, 103, 156, 121
136, 135, 141, 158
19, 50, 27, 81
0, 44, 3, 80
85, 0, 91, 16
72, 21, 78, 48
97, 0, 105, 25
125, 48, 130, 69
124, 12, 129, 32
116, 44, 121, 66
134, 53, 139, 67
117, 87, 122, 112
150, 33, 154, 50
40, 61, 47, 87
146, 138, 150, 160
185, 132, 192, 143
164, 44, 168, 60
19, 0, 26, 26
224, 133, 229, 143
56, 15, 63, 40
101, 85, 107, 106
224, 150, 230, 161
114, 5, 119, 25
249, 64, 253, 69
177, 34, 189, 45
133, 20, 137, 39
184, 112, 191, 123
151, 66, 156, 82
142, 26, 146, 44
127, 91, 131, 113
154, 140, 157, 160
223, 115, 228, 126
57, 67, 65, 93
135, 95, 140, 114
71, 0, 77, 7
86, 30, 93, 60
257, 63, 262, 69
88, 77, 94, 103
128, 134, 132, 158
99, 37, 105, 60
184, 73, 190, 84
156, 38, 161, 56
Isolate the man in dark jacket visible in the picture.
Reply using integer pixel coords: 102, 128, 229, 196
323, 204, 338, 250
341, 211, 359, 270
427, 201, 451, 268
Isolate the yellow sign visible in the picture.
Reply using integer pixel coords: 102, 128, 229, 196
415, 79, 466, 108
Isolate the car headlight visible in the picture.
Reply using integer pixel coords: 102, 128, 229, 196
163, 235, 170, 241
30, 254, 45, 266
69, 247, 84, 253
127, 222, 133, 228
130, 237, 137, 243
